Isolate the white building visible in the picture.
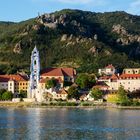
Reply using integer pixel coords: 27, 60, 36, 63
98, 64, 116, 76
28, 47, 76, 102
123, 68, 140, 74
98, 74, 140, 92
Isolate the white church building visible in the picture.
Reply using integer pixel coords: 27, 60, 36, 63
27, 47, 76, 102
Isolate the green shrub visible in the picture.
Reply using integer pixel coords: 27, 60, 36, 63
80, 102, 94, 106
2, 91, 13, 101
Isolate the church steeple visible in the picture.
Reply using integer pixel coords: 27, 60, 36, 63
29, 46, 40, 97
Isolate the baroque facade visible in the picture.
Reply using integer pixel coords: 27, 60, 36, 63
98, 74, 140, 92
28, 47, 76, 102
0, 74, 28, 96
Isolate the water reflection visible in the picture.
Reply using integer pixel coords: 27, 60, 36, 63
0, 108, 140, 140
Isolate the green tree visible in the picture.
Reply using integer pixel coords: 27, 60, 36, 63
2, 91, 13, 101
45, 78, 57, 89
19, 90, 27, 98
67, 86, 79, 100
90, 88, 103, 100
117, 86, 129, 104
76, 73, 96, 89
0, 89, 6, 100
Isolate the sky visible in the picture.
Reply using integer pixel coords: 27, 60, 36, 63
0, 0, 140, 22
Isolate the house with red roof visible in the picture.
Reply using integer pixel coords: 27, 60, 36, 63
39, 68, 76, 88
98, 73, 140, 92
0, 74, 29, 95
93, 81, 109, 92
123, 68, 140, 74
98, 64, 116, 76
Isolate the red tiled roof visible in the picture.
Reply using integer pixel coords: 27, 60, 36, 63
41, 68, 75, 77
57, 89, 68, 95
93, 85, 109, 88
0, 76, 9, 82
99, 76, 111, 80
93, 81, 109, 89
0, 74, 28, 82
110, 74, 119, 80
105, 64, 115, 69
119, 74, 140, 79
61, 68, 76, 77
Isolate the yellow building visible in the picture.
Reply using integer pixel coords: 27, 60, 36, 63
40, 68, 76, 88
123, 68, 140, 74
0, 74, 29, 95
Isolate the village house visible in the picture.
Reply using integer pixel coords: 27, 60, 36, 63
93, 81, 109, 92
123, 68, 140, 74
52, 89, 68, 100
0, 74, 29, 95
40, 68, 76, 88
98, 73, 140, 92
98, 64, 116, 76
28, 67, 76, 102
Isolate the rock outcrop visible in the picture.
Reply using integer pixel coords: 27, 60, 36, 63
112, 24, 140, 45
13, 42, 22, 54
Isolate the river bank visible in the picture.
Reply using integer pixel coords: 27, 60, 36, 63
0, 101, 140, 109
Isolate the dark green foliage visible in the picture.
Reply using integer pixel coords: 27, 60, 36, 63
117, 86, 129, 104
128, 90, 140, 99
67, 86, 79, 100
45, 78, 57, 89
2, 91, 13, 101
0, 89, 6, 100
76, 73, 96, 89
90, 88, 103, 100
64, 81, 73, 87
80, 102, 95, 106
41, 101, 79, 106
19, 90, 27, 98
0, 9, 140, 74
131, 100, 140, 106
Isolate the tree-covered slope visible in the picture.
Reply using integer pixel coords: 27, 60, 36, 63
0, 9, 140, 74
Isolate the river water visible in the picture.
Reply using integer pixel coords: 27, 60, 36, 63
0, 108, 140, 140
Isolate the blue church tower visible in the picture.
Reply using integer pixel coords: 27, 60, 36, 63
28, 46, 40, 98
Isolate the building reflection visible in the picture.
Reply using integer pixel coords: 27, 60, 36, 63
1, 108, 140, 139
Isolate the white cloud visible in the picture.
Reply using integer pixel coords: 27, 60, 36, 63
127, 0, 140, 15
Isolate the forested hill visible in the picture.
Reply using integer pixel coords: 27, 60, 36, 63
1, 9, 140, 74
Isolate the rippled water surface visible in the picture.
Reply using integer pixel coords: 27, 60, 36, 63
0, 108, 140, 140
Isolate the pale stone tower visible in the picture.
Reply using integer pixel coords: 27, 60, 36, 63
28, 46, 40, 98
